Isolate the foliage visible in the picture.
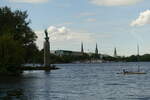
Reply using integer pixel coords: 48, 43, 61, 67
0, 35, 24, 75
0, 7, 37, 45
0, 6, 37, 63
140, 54, 150, 61
0, 6, 38, 75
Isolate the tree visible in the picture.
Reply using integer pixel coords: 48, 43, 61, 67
0, 6, 39, 74
0, 35, 24, 75
0, 6, 38, 63
0, 7, 37, 45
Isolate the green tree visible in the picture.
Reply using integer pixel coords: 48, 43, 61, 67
0, 7, 37, 44
0, 6, 39, 74
0, 6, 37, 63
0, 35, 24, 75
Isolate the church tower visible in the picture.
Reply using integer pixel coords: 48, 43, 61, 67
81, 42, 84, 53
95, 43, 98, 55
114, 47, 117, 57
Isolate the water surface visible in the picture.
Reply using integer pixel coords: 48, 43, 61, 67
0, 62, 150, 100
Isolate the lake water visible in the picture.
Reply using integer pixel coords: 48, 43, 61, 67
1, 62, 150, 100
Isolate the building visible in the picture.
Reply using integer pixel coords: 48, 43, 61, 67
53, 50, 83, 56
81, 42, 84, 53
114, 48, 117, 57
95, 43, 98, 55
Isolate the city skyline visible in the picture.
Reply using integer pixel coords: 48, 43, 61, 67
1, 0, 150, 56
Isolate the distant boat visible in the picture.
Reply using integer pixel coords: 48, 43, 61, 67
117, 71, 146, 75
117, 45, 146, 75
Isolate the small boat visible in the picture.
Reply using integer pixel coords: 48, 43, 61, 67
117, 45, 146, 75
117, 71, 146, 75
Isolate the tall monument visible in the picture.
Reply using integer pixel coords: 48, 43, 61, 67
44, 29, 50, 67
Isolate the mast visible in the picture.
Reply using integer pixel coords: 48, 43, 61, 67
137, 44, 140, 72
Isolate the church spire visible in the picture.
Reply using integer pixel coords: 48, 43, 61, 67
114, 47, 117, 57
81, 42, 84, 53
95, 43, 98, 55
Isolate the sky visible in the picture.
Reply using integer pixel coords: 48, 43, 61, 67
1, 0, 150, 56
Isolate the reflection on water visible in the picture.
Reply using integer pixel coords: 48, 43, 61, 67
0, 62, 150, 100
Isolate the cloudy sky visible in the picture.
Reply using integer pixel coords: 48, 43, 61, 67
1, 0, 150, 56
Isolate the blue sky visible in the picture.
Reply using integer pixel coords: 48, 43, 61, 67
1, 0, 150, 56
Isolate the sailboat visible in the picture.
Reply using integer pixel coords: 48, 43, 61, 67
117, 45, 146, 75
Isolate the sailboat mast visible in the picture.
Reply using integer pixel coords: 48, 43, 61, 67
137, 45, 139, 57
137, 44, 140, 72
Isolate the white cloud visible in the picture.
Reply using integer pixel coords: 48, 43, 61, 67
130, 10, 150, 27
9, 0, 48, 3
47, 26, 70, 37
35, 26, 95, 49
90, 0, 142, 6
